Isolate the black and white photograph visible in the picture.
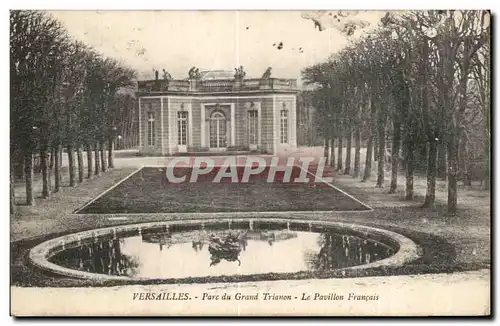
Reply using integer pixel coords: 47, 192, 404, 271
9, 9, 491, 316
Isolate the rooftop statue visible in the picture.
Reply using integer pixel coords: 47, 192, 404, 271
262, 67, 272, 79
234, 65, 246, 79
188, 66, 201, 79
162, 69, 172, 81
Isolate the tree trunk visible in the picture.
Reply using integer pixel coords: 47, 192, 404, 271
362, 135, 373, 182
484, 167, 490, 190
373, 135, 379, 162
363, 95, 376, 182
67, 145, 76, 187
120, 131, 126, 150
24, 152, 34, 206
458, 138, 466, 183
389, 120, 401, 194
19, 153, 25, 180
40, 149, 50, 198
324, 138, 329, 166
463, 140, 472, 186
405, 142, 414, 200
108, 136, 114, 169
100, 141, 107, 172
437, 139, 447, 180
48, 149, 53, 191
484, 145, 490, 190
77, 145, 84, 183
456, 45, 472, 188
483, 48, 491, 190
376, 112, 387, 188
54, 145, 62, 192
330, 137, 335, 168
337, 136, 343, 171
86, 144, 93, 179
422, 140, 438, 208
483, 85, 490, 190
353, 125, 361, 178
344, 131, 352, 175
10, 168, 16, 215
49, 148, 55, 170
94, 143, 101, 176
447, 135, 458, 215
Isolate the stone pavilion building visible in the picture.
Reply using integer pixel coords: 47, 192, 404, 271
137, 70, 298, 155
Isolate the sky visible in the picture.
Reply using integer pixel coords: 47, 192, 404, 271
49, 10, 386, 82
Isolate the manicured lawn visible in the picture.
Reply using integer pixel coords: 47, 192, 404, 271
76, 167, 371, 214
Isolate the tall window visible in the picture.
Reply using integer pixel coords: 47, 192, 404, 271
177, 111, 188, 145
248, 110, 258, 145
147, 112, 155, 146
209, 111, 226, 148
280, 109, 288, 144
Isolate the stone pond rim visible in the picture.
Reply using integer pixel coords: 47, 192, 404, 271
28, 218, 422, 282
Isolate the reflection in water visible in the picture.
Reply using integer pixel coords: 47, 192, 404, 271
304, 232, 394, 270
141, 229, 299, 266
50, 227, 395, 279
205, 230, 301, 266
50, 239, 140, 277
192, 241, 204, 252
142, 232, 172, 251
207, 233, 243, 266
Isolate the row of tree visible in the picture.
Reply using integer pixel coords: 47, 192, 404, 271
10, 10, 137, 212
303, 10, 490, 215
296, 91, 323, 146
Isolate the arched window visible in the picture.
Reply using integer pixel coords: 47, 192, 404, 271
211, 111, 225, 120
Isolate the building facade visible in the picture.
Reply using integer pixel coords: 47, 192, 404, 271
137, 71, 298, 155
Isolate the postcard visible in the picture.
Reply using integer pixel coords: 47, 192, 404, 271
10, 10, 490, 316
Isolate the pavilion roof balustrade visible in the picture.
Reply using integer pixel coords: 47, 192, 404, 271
137, 78, 297, 93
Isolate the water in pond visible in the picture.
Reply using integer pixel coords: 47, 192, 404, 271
50, 226, 396, 279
